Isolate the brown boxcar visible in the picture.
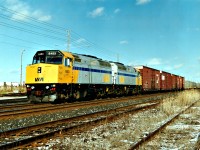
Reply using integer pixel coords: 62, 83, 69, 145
167, 73, 172, 90
171, 74, 176, 90
172, 74, 178, 90
170, 74, 184, 90
135, 66, 160, 92
181, 76, 185, 90
160, 71, 172, 91
178, 76, 184, 90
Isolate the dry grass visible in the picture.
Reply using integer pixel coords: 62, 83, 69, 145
161, 90, 199, 116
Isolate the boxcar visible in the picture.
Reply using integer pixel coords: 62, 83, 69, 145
160, 71, 173, 91
179, 76, 184, 90
172, 75, 184, 90
171, 74, 177, 90
185, 80, 196, 89
135, 66, 160, 92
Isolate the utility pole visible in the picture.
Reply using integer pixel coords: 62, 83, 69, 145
67, 30, 71, 52
20, 49, 25, 93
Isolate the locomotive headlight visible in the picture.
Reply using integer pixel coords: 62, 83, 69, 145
52, 84, 56, 87
26, 85, 30, 88
31, 86, 35, 89
46, 86, 49, 89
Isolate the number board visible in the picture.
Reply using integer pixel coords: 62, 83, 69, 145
46, 51, 62, 56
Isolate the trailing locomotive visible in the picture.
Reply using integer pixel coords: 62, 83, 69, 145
26, 50, 142, 103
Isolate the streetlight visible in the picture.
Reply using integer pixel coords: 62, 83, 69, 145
20, 49, 25, 92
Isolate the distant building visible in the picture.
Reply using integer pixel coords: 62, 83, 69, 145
0, 82, 20, 87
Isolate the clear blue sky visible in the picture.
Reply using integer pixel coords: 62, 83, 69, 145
0, 0, 200, 83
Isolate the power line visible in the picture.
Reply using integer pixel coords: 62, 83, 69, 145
0, 41, 33, 49
0, 5, 65, 31
0, 22, 66, 41
0, 4, 119, 61
0, 14, 66, 37
0, 34, 52, 48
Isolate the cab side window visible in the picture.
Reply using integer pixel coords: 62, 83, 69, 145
65, 58, 71, 67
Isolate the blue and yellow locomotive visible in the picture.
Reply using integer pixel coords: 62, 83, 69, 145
25, 50, 142, 103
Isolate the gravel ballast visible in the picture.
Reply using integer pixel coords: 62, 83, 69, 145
40, 90, 200, 149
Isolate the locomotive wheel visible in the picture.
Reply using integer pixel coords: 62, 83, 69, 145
83, 90, 87, 98
96, 89, 105, 98
74, 91, 80, 99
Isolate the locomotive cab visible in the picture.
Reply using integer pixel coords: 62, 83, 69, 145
26, 50, 74, 102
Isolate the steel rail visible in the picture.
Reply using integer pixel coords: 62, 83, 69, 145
0, 94, 167, 119
0, 101, 161, 149
129, 99, 200, 150
0, 98, 28, 104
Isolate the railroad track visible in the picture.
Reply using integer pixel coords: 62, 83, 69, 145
0, 103, 40, 110
0, 92, 180, 149
129, 99, 200, 149
0, 97, 28, 104
39, 90, 198, 149
0, 96, 131, 111
0, 99, 161, 149
0, 93, 170, 120
0, 93, 26, 97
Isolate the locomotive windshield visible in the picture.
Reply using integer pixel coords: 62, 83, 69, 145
32, 50, 63, 64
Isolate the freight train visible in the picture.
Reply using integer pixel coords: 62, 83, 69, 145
184, 80, 200, 89
135, 66, 184, 92
25, 50, 184, 103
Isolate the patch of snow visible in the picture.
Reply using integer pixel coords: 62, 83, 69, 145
180, 114, 192, 118
120, 139, 134, 144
